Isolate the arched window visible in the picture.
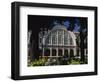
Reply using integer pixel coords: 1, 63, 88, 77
58, 49, 62, 56
64, 49, 68, 57
70, 49, 74, 58
45, 49, 50, 56
44, 25, 75, 46
52, 49, 56, 56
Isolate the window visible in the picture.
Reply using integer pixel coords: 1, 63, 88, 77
52, 35, 57, 44
64, 31, 68, 45
70, 37, 73, 45
58, 49, 62, 56
45, 49, 50, 56
58, 35, 63, 44
52, 49, 56, 56
58, 30, 63, 45
52, 31, 57, 45
70, 49, 74, 58
58, 30, 63, 35
64, 49, 68, 57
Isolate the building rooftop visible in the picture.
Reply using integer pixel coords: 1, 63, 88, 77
52, 25, 67, 31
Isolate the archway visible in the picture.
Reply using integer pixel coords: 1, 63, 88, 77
58, 49, 62, 56
64, 49, 69, 57
52, 49, 56, 56
45, 49, 50, 56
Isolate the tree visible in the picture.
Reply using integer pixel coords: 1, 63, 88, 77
78, 18, 87, 63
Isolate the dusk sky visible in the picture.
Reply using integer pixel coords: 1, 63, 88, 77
28, 15, 87, 33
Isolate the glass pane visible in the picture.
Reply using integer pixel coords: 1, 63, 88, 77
58, 30, 63, 35
52, 49, 56, 56
52, 35, 57, 44
70, 37, 73, 45
58, 35, 63, 44
64, 31, 68, 45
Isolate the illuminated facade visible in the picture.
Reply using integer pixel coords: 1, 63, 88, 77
38, 25, 84, 58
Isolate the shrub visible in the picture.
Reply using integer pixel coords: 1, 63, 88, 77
68, 59, 80, 65
30, 58, 47, 66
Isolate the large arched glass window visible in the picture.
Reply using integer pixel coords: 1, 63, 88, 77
45, 27, 75, 46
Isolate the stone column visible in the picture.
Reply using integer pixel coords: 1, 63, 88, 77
56, 48, 58, 57
74, 48, 76, 56
68, 48, 70, 58
84, 49, 86, 56
62, 48, 64, 56
51, 34, 52, 45
50, 48, 52, 57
